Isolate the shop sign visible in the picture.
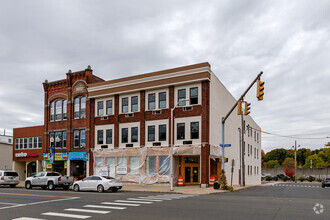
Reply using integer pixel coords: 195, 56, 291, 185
15, 152, 39, 158
116, 166, 127, 175
95, 165, 115, 177
46, 164, 52, 169
69, 152, 89, 161
49, 147, 54, 164
43, 153, 68, 161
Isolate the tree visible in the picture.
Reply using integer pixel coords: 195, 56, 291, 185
297, 148, 311, 167
303, 154, 326, 168
264, 148, 288, 165
282, 158, 294, 168
268, 160, 281, 168
284, 166, 295, 177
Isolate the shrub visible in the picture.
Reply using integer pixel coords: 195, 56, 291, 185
317, 178, 322, 182
299, 177, 304, 182
281, 176, 289, 181
290, 176, 295, 181
265, 176, 272, 181
273, 176, 278, 181
308, 176, 315, 182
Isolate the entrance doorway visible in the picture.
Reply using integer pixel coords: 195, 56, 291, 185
26, 162, 36, 177
179, 156, 200, 185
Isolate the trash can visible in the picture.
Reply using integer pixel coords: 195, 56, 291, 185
213, 182, 220, 189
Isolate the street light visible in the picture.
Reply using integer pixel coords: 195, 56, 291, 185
170, 98, 189, 191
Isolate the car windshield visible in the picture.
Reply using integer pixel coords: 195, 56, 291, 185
4, 172, 18, 176
102, 176, 115, 180
47, 172, 60, 176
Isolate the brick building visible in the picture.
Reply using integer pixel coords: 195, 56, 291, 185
89, 62, 261, 186
13, 62, 261, 185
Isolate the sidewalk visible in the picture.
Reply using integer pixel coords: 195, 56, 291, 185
16, 181, 253, 194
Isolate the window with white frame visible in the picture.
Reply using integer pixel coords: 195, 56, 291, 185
189, 87, 198, 105
159, 124, 166, 141
190, 122, 199, 139
106, 129, 112, 144
119, 122, 140, 147
121, 128, 128, 143
49, 131, 66, 149
148, 93, 156, 110
97, 101, 103, 116
131, 96, 138, 112
148, 126, 155, 142
178, 89, 186, 106
74, 96, 86, 119
73, 129, 85, 148
97, 130, 103, 145
50, 99, 67, 121
146, 91, 167, 110
177, 123, 185, 140
159, 92, 166, 109
131, 127, 138, 142
106, 100, 113, 115
122, 97, 128, 113
15, 137, 42, 150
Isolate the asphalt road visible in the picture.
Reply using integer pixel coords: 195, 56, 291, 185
0, 183, 329, 220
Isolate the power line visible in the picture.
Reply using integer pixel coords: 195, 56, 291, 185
249, 126, 330, 140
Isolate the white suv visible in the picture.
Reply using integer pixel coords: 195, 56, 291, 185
0, 170, 20, 188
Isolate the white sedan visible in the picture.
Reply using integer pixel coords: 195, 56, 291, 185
72, 175, 122, 193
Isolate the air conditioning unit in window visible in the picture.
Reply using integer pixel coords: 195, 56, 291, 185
126, 144, 133, 147
101, 116, 108, 120
125, 113, 134, 117
101, 145, 108, 149
153, 142, 161, 146
183, 140, 192, 145
152, 110, 162, 115
183, 106, 193, 111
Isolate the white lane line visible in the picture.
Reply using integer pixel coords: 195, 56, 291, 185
65, 208, 110, 214
84, 205, 126, 210
0, 202, 22, 205
127, 198, 163, 202
308, 186, 311, 187
101, 202, 140, 207
12, 218, 45, 220
0, 197, 79, 210
139, 197, 172, 200
114, 200, 153, 204
41, 212, 90, 219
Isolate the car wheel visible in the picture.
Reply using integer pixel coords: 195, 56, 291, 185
322, 185, 325, 188
25, 181, 32, 189
48, 181, 55, 190
97, 184, 104, 193
10, 184, 16, 188
111, 188, 118, 192
63, 185, 70, 190
41, 186, 47, 190
73, 184, 80, 192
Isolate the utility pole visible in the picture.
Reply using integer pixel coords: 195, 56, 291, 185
241, 112, 245, 186
294, 140, 297, 183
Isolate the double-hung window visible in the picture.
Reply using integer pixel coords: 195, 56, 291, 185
159, 125, 166, 141
97, 130, 103, 145
106, 100, 112, 115
74, 96, 86, 119
131, 127, 138, 142
178, 89, 186, 106
190, 87, 198, 105
106, 129, 112, 144
122, 128, 128, 143
50, 99, 67, 121
190, 122, 199, 139
55, 132, 62, 148
177, 123, 185, 140
74, 129, 85, 148
97, 101, 103, 116
148, 126, 155, 142
159, 92, 166, 109
49, 131, 66, 148
122, 98, 128, 113
148, 93, 156, 110
131, 96, 138, 112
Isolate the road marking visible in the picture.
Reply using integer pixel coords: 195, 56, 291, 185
84, 205, 126, 210
127, 198, 163, 202
101, 202, 140, 207
12, 218, 45, 220
0, 197, 79, 210
114, 200, 153, 204
0, 192, 75, 198
0, 202, 22, 205
42, 212, 90, 219
139, 197, 172, 200
65, 208, 110, 214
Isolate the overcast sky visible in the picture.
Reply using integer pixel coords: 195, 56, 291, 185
0, 0, 329, 152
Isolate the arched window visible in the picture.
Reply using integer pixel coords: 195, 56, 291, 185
50, 99, 67, 121
74, 96, 86, 119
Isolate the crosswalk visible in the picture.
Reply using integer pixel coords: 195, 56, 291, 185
12, 194, 196, 220
272, 184, 321, 188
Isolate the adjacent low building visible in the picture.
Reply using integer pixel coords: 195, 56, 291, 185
0, 133, 13, 171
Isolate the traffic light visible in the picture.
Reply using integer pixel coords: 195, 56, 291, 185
237, 100, 242, 115
257, 79, 264, 101
244, 102, 251, 115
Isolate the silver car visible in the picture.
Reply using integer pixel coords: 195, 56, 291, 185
0, 170, 20, 188
72, 175, 122, 193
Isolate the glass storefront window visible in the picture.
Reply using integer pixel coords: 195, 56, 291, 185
130, 157, 139, 174
146, 156, 156, 174
159, 156, 170, 175
106, 157, 116, 166
95, 157, 104, 167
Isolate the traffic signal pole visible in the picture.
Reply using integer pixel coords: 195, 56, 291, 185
221, 72, 263, 172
